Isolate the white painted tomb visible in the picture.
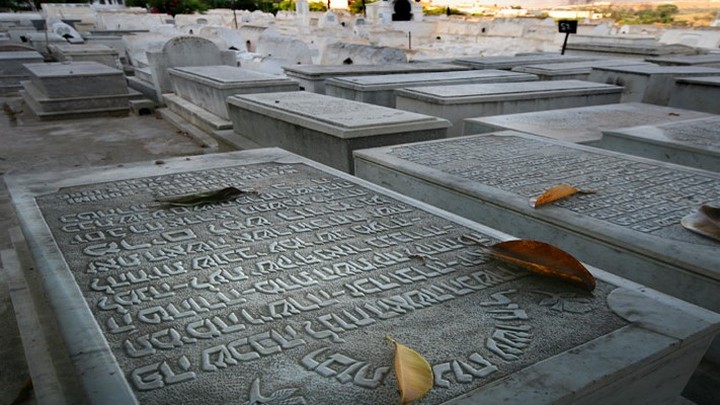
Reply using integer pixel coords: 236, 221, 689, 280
282, 63, 471, 94
597, 117, 720, 172
325, 70, 538, 108
463, 103, 712, 144
395, 80, 623, 137
511, 59, 652, 81
0, 50, 43, 95
588, 65, 720, 105
226, 92, 450, 173
20, 61, 130, 119
353, 133, 720, 340
668, 76, 720, 114
6, 149, 720, 403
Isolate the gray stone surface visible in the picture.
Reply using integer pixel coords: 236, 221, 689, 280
325, 70, 538, 108
668, 76, 720, 114
282, 63, 471, 94
395, 80, 623, 137
353, 133, 720, 338
588, 65, 720, 105
566, 43, 704, 59
463, 103, 713, 144
646, 54, 720, 68
168, 66, 299, 120
0, 50, 43, 95
452, 55, 595, 70
23, 61, 127, 98
511, 59, 652, 81
227, 91, 450, 173
6, 148, 720, 404
598, 117, 720, 172
48, 43, 120, 69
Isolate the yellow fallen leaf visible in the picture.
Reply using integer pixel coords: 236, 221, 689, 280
386, 336, 433, 405
531, 184, 593, 208
488, 240, 596, 291
681, 205, 720, 243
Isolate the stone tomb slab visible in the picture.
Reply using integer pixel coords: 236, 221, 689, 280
353, 133, 720, 332
324, 70, 538, 108
0, 50, 43, 95
48, 43, 120, 68
395, 80, 623, 137
226, 92, 450, 173
282, 63, 471, 94
463, 103, 712, 144
7, 148, 720, 404
588, 64, 720, 105
22, 61, 128, 98
451, 55, 596, 70
668, 76, 720, 114
597, 117, 720, 172
168, 65, 300, 120
646, 54, 720, 68
511, 59, 652, 81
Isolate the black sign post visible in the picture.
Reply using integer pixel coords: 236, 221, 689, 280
558, 20, 578, 55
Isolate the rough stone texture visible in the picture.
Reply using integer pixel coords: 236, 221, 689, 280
668, 76, 720, 114
395, 80, 623, 137
452, 55, 596, 70
227, 91, 450, 173
353, 133, 720, 337
0, 51, 43, 95
282, 63, 471, 94
6, 149, 720, 404
463, 103, 712, 144
325, 70, 538, 108
48, 44, 121, 69
588, 65, 720, 105
511, 59, 652, 81
597, 117, 720, 172
168, 66, 299, 120
645, 54, 720, 68
22, 61, 128, 98
565, 42, 705, 59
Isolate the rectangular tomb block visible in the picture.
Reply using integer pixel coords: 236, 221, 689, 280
353, 133, 720, 333
23, 61, 128, 98
597, 116, 720, 172
226, 91, 450, 173
451, 55, 596, 70
668, 76, 720, 114
168, 65, 300, 120
463, 103, 713, 144
511, 59, 652, 81
282, 63, 471, 94
324, 70, 538, 108
646, 54, 720, 68
0, 50, 43, 75
587, 65, 720, 105
48, 43, 120, 68
7, 148, 720, 404
565, 42, 703, 59
395, 80, 623, 138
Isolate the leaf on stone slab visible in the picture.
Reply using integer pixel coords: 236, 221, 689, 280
155, 186, 248, 207
488, 240, 596, 291
531, 184, 593, 208
386, 336, 433, 405
681, 205, 720, 242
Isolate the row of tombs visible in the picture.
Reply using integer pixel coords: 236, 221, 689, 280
3, 34, 720, 404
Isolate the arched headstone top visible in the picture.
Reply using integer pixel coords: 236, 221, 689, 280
161, 36, 223, 67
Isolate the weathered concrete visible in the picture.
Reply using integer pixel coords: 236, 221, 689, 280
452, 55, 595, 70
511, 59, 652, 81
668, 76, 720, 114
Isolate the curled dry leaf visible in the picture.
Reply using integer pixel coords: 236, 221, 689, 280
489, 240, 596, 291
531, 184, 594, 208
155, 186, 247, 207
681, 205, 720, 242
386, 336, 434, 405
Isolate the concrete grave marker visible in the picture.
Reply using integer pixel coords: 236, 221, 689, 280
598, 116, 720, 172
463, 103, 712, 144
511, 59, 652, 81
452, 55, 595, 70
395, 80, 623, 137
7, 149, 720, 403
227, 92, 450, 173
0, 50, 43, 95
668, 76, 720, 114
645, 54, 720, 68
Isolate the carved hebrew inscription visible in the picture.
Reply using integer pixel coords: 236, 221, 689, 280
389, 135, 720, 238
37, 162, 624, 404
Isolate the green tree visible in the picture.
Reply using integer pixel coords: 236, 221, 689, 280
348, 0, 377, 15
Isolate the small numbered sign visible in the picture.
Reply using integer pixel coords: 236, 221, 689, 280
558, 20, 578, 34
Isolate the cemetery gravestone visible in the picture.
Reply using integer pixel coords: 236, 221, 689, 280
0, 50, 43, 95
353, 132, 720, 340
395, 80, 623, 138
598, 117, 720, 172
6, 149, 720, 404
451, 55, 596, 70
48, 43, 121, 69
668, 76, 720, 114
511, 59, 652, 81
645, 54, 720, 68
325, 70, 538, 108
463, 103, 712, 144
226, 92, 450, 173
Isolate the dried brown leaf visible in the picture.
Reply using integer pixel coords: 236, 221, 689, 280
386, 336, 433, 405
155, 186, 247, 207
531, 184, 594, 208
489, 240, 596, 291
681, 205, 720, 242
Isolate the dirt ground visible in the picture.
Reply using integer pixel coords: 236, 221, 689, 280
0, 96, 210, 405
